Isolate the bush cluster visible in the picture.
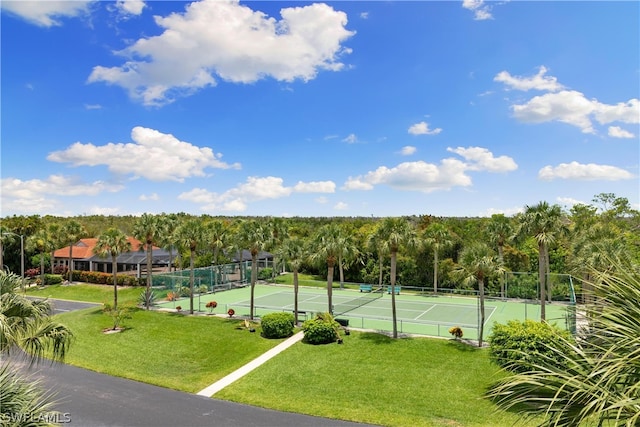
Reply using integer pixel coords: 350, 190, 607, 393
69, 270, 142, 286
261, 312, 294, 339
488, 319, 573, 372
302, 313, 340, 345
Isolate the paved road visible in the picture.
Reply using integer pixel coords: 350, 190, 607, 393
10, 299, 377, 427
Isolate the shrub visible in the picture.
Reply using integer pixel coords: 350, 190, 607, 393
44, 274, 63, 286
258, 267, 273, 280
488, 319, 573, 372
139, 289, 157, 307
227, 308, 235, 317
206, 301, 217, 313
166, 291, 178, 302
261, 312, 294, 339
302, 312, 340, 345
179, 286, 191, 297
198, 285, 208, 294
25, 268, 40, 278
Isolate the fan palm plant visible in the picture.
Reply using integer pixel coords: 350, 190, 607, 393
488, 260, 640, 426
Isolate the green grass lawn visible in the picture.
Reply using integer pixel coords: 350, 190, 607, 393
53, 304, 532, 426
54, 307, 283, 392
217, 332, 531, 427
26, 283, 144, 305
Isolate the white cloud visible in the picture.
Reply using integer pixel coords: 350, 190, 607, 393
462, 0, 493, 20
400, 146, 417, 156
116, 0, 145, 16
494, 66, 564, 92
342, 134, 358, 144
0, 175, 124, 216
178, 176, 336, 212
139, 192, 159, 201
408, 121, 442, 136
538, 161, 635, 181
511, 90, 639, 134
84, 104, 102, 110
47, 126, 241, 182
334, 202, 349, 210
556, 196, 587, 208
478, 206, 524, 217
88, 0, 355, 106
343, 147, 516, 193
447, 146, 517, 172
343, 159, 472, 193
1, 0, 93, 27
608, 126, 635, 139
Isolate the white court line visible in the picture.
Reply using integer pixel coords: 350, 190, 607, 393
413, 304, 437, 321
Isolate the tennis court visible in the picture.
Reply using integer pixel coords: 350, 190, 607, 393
157, 284, 572, 340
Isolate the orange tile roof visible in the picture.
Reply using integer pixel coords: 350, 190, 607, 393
53, 237, 159, 260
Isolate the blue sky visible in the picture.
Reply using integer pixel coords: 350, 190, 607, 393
1, 0, 638, 218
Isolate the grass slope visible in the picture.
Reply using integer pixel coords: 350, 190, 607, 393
54, 308, 283, 392
218, 332, 530, 427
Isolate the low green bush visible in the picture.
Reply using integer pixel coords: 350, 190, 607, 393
488, 319, 573, 372
44, 274, 63, 286
258, 268, 273, 280
302, 312, 340, 345
261, 312, 294, 339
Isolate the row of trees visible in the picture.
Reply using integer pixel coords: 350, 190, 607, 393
1, 193, 638, 341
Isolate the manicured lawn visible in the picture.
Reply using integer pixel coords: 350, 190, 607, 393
53, 308, 283, 392
217, 332, 533, 427
54, 302, 532, 426
26, 283, 144, 305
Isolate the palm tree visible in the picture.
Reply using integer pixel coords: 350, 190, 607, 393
515, 202, 566, 321
93, 228, 132, 309
488, 260, 640, 425
1, 270, 74, 425
234, 220, 269, 320
376, 218, 418, 338
455, 242, 503, 347
175, 219, 206, 315
309, 223, 343, 315
277, 237, 306, 324
266, 217, 288, 278
336, 230, 361, 289
207, 219, 230, 288
485, 214, 513, 298
60, 220, 85, 284
46, 223, 62, 273
26, 228, 54, 287
133, 213, 163, 309
422, 222, 455, 295
367, 225, 390, 288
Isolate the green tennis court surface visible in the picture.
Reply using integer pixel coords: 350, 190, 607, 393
157, 284, 571, 340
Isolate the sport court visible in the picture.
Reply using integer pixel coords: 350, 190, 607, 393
158, 284, 572, 340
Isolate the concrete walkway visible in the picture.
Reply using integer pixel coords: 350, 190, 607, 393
197, 331, 305, 397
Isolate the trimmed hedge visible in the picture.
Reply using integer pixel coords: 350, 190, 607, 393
261, 312, 295, 339
70, 270, 143, 286
488, 319, 573, 372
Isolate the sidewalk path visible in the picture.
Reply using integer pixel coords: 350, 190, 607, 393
197, 331, 305, 397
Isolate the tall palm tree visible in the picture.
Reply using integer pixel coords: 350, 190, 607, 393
367, 224, 390, 288
455, 242, 503, 347
277, 236, 306, 324
376, 218, 418, 338
309, 223, 343, 315
234, 220, 269, 320
515, 202, 566, 321
422, 222, 455, 295
60, 220, 85, 284
46, 223, 62, 273
266, 217, 288, 278
158, 214, 179, 273
133, 213, 163, 309
485, 214, 513, 298
207, 219, 230, 288
26, 228, 55, 287
93, 228, 132, 309
1, 270, 74, 425
175, 219, 206, 315
336, 230, 361, 289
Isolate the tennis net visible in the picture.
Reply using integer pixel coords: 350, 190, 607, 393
332, 287, 383, 316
